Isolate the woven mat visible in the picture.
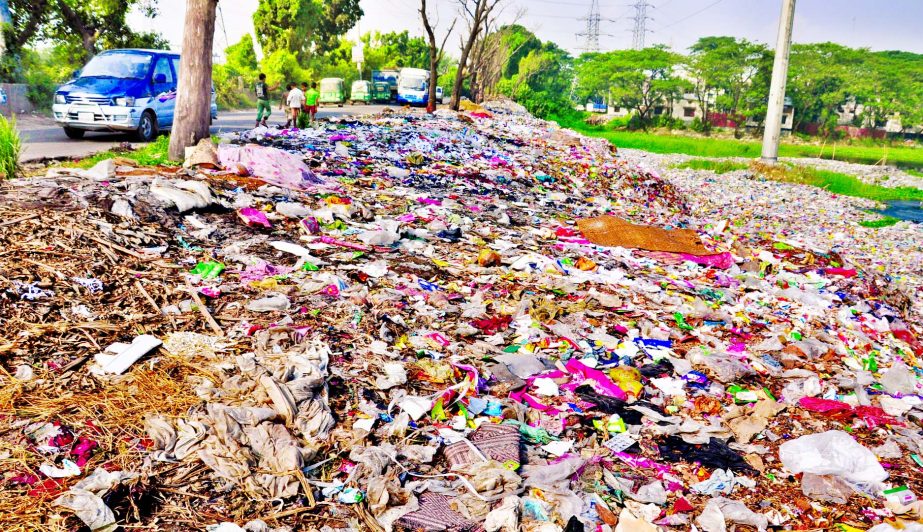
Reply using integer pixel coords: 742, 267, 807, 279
577, 216, 712, 256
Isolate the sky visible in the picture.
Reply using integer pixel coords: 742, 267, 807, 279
128, 0, 923, 59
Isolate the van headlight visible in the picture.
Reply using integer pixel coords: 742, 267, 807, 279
54, 94, 66, 104
114, 96, 135, 107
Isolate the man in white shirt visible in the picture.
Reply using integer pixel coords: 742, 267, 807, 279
286, 84, 306, 128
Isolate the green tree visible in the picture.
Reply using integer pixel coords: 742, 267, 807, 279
2, 0, 165, 82
495, 40, 572, 118
252, 0, 362, 61
226, 34, 258, 73
468, 24, 542, 102
685, 37, 766, 133
786, 43, 862, 132
576, 47, 686, 127
853, 51, 923, 134
361, 31, 429, 72
9, 0, 165, 56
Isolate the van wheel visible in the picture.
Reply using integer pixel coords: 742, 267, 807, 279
135, 111, 158, 142
63, 127, 85, 139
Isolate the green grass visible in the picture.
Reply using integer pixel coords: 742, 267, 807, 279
859, 216, 901, 228
907, 168, 923, 178
0, 114, 22, 179
554, 115, 923, 170
74, 135, 178, 169
673, 159, 748, 174
752, 161, 923, 202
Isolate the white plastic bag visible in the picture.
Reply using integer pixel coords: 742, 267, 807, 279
778, 430, 887, 484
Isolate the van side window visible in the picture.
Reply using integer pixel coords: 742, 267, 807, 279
153, 57, 174, 85
171, 57, 181, 82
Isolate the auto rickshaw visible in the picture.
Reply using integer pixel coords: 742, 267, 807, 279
371, 81, 391, 103
319, 78, 346, 107
350, 80, 372, 104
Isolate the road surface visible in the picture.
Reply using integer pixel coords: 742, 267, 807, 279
18, 105, 387, 161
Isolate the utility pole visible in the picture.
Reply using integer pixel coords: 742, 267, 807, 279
630, 1, 654, 50
578, 0, 616, 53
761, 0, 797, 163
578, 0, 603, 53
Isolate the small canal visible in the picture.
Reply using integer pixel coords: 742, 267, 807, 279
878, 200, 923, 223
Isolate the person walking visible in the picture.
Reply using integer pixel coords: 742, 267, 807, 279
298, 82, 311, 128
287, 82, 306, 129
254, 73, 274, 128
281, 83, 293, 128
305, 82, 320, 124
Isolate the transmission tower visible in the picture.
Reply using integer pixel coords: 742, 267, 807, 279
630, 1, 654, 50
578, 0, 613, 53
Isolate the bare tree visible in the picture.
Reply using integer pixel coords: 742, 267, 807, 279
450, 0, 504, 111
168, 0, 218, 161
466, 7, 524, 103
419, 0, 456, 113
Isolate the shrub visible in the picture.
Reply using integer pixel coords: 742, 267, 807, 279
627, 114, 645, 130
606, 115, 632, 130
0, 114, 22, 179
652, 114, 683, 130
689, 117, 706, 133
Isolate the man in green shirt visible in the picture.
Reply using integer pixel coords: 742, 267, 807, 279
304, 82, 320, 124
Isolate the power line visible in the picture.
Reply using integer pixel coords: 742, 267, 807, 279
657, 0, 724, 31
630, 0, 654, 50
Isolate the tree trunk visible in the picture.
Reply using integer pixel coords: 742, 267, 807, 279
427, 46, 438, 113
451, 40, 476, 111
420, 0, 455, 114
168, 0, 218, 162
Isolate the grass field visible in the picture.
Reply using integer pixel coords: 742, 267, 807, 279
673, 159, 748, 174
555, 116, 923, 170
73, 135, 180, 169
859, 216, 901, 228
750, 161, 923, 202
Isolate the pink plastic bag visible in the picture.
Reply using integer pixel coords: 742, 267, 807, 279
238, 208, 272, 228
799, 397, 853, 414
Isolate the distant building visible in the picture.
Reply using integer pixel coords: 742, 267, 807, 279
589, 92, 794, 133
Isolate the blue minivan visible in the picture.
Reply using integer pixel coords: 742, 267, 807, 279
52, 49, 218, 141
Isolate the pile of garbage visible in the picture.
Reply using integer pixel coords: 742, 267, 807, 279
0, 102, 921, 532
631, 148, 923, 322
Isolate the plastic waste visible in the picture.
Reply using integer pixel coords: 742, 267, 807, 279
246, 294, 290, 312
217, 144, 324, 189
880, 361, 920, 395
697, 497, 768, 532
801, 473, 854, 503
779, 430, 888, 484
190, 261, 225, 279
92, 335, 162, 375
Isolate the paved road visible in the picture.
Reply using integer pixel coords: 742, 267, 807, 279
19, 105, 387, 162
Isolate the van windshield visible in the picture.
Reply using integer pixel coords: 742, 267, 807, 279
81, 53, 153, 80
400, 77, 426, 91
